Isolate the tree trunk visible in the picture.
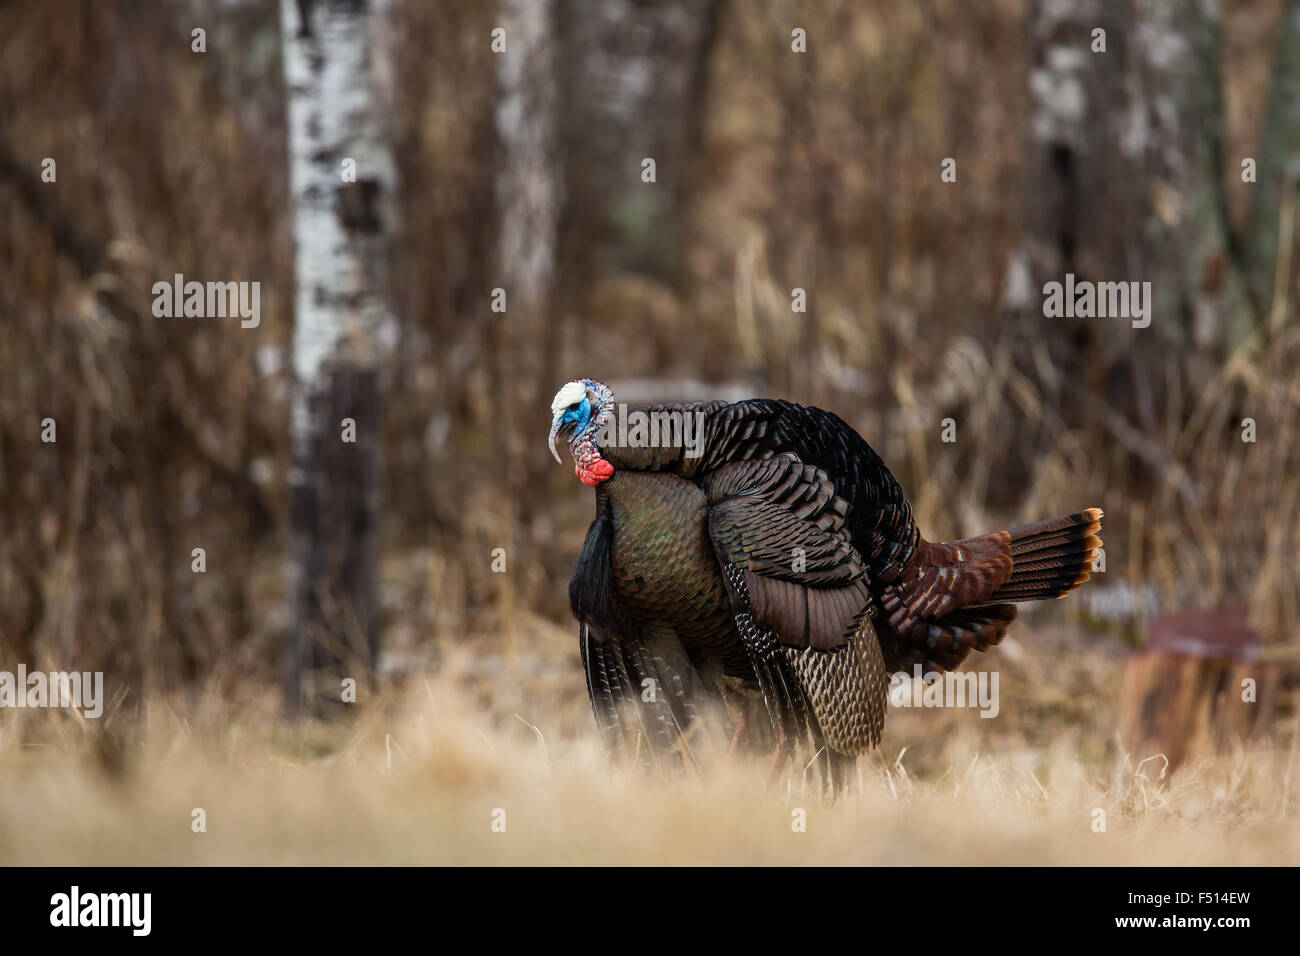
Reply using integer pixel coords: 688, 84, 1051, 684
281, 0, 394, 713
1018, 0, 1262, 350
1247, 0, 1300, 324
495, 0, 562, 536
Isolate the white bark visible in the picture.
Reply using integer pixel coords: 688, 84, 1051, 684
280, 0, 395, 710
282, 0, 394, 425
495, 0, 562, 311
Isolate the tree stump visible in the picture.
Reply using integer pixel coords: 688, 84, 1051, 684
1118, 607, 1277, 772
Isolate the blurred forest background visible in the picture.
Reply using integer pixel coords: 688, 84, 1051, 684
0, 0, 1297, 760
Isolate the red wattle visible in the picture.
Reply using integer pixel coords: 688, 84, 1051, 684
577, 457, 614, 486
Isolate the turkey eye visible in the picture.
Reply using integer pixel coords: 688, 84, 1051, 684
568, 402, 582, 411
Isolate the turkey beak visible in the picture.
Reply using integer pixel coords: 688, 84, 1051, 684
548, 415, 564, 463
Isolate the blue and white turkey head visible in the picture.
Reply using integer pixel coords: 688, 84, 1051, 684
548, 379, 615, 486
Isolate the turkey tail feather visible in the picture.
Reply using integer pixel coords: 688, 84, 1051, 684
988, 508, 1103, 603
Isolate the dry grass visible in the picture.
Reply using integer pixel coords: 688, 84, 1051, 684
3, 627, 1297, 866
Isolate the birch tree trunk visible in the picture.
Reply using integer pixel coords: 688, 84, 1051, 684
281, 0, 395, 713
495, 0, 561, 317
1008, 0, 1252, 457
1018, 0, 1256, 350
494, 0, 562, 535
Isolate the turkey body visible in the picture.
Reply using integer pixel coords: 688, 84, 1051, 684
597, 471, 749, 679
565, 396, 1102, 782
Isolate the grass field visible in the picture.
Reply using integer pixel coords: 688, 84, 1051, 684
3, 621, 1296, 866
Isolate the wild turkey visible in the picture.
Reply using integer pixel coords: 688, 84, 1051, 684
550, 378, 1102, 790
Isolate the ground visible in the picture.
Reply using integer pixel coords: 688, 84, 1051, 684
1, 621, 1296, 866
